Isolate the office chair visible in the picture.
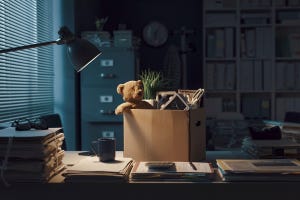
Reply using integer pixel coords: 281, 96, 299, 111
284, 112, 300, 123
39, 113, 66, 150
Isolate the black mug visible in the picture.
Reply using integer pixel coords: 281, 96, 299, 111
91, 138, 116, 162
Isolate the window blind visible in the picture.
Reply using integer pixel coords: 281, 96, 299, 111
0, 0, 54, 123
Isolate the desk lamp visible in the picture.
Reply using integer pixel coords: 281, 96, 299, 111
0, 26, 101, 72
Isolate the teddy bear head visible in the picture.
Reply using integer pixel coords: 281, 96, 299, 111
116, 80, 144, 102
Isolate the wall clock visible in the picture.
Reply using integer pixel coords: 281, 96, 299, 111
142, 21, 169, 47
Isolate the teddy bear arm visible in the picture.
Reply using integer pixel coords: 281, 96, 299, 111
115, 102, 134, 115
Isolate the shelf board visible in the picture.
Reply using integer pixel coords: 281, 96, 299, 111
276, 23, 300, 27
205, 8, 236, 12
240, 24, 272, 28
275, 7, 300, 11
240, 7, 272, 11
205, 58, 236, 61
205, 90, 236, 94
276, 57, 300, 61
239, 90, 273, 94
240, 57, 272, 61
275, 90, 300, 93
205, 25, 236, 28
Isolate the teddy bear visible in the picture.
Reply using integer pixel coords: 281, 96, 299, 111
115, 80, 154, 115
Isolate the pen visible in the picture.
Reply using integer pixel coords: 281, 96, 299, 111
189, 162, 197, 170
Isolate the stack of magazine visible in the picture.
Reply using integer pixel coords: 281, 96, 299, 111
0, 127, 65, 184
216, 159, 300, 181
62, 156, 134, 183
241, 136, 300, 158
130, 161, 214, 182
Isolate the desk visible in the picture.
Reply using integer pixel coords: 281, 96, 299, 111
1, 151, 300, 200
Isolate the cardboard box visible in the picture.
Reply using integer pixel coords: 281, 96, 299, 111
123, 108, 206, 161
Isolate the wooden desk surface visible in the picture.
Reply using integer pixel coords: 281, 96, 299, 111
1, 151, 300, 200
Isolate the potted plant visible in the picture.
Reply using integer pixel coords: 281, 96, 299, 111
95, 16, 108, 31
139, 69, 168, 106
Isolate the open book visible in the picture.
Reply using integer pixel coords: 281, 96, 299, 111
130, 161, 214, 182
217, 159, 300, 181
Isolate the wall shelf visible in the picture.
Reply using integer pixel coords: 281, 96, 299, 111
203, 0, 300, 121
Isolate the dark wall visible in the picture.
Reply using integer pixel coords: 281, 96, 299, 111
74, 0, 203, 89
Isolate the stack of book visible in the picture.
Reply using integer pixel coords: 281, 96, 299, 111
0, 127, 65, 184
282, 122, 300, 143
241, 136, 300, 158
130, 161, 214, 182
62, 156, 134, 183
217, 159, 300, 182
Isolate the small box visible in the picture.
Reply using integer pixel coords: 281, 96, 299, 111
81, 31, 111, 48
113, 30, 132, 47
123, 108, 206, 161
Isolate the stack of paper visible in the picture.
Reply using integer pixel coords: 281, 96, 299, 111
241, 136, 300, 159
63, 156, 134, 183
282, 122, 300, 143
0, 127, 65, 183
130, 161, 214, 182
217, 159, 300, 182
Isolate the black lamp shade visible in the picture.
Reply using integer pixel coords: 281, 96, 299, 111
67, 38, 101, 72
0, 26, 102, 72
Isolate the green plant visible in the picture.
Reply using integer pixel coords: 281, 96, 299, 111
95, 16, 108, 31
139, 69, 168, 99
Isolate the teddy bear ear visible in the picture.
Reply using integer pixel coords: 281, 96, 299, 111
117, 84, 124, 94
137, 80, 142, 84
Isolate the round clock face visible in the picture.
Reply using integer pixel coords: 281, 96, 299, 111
142, 21, 168, 47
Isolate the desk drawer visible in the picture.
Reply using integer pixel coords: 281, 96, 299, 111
81, 50, 135, 87
81, 88, 123, 122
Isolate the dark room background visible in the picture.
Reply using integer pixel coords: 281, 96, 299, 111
74, 0, 203, 89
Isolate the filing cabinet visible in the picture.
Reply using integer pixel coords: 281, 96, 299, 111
80, 46, 136, 151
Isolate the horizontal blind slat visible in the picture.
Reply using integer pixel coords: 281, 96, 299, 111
0, 0, 54, 123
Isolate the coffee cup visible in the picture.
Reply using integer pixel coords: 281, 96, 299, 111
91, 137, 116, 162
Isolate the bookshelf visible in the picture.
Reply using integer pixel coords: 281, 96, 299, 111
203, 0, 300, 122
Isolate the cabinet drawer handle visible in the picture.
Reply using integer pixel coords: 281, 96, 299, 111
100, 73, 116, 79
100, 109, 115, 115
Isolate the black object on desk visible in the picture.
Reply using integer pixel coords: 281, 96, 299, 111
249, 126, 282, 140
78, 151, 95, 156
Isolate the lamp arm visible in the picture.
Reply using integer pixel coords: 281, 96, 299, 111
0, 40, 58, 54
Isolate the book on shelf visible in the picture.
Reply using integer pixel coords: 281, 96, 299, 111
130, 161, 214, 182
217, 158, 300, 182
263, 60, 272, 91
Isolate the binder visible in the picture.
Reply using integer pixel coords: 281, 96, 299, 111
276, 62, 286, 90
254, 60, 263, 91
240, 61, 253, 90
285, 62, 295, 90
256, 28, 264, 58
245, 28, 256, 57
215, 28, 225, 58
225, 63, 235, 90
216, 63, 226, 90
263, 60, 272, 91
225, 28, 234, 58
206, 32, 216, 58
206, 63, 215, 90
263, 28, 273, 58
